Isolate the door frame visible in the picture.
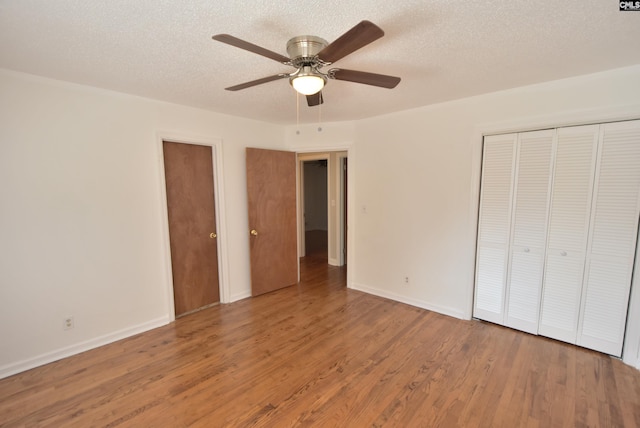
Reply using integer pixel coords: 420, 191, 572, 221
338, 154, 348, 267
157, 133, 230, 322
297, 153, 330, 259
295, 146, 353, 281
297, 152, 347, 266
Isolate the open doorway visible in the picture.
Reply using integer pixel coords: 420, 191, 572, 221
303, 159, 328, 258
298, 151, 347, 266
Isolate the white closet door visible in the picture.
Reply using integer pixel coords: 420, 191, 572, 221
474, 134, 517, 324
539, 125, 599, 344
578, 120, 640, 356
505, 130, 554, 334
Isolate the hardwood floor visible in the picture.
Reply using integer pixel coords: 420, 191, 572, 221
1, 254, 639, 427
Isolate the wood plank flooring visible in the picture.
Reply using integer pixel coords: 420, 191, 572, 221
1, 254, 639, 427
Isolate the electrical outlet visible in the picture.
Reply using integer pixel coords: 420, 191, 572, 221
63, 316, 74, 330
404, 276, 410, 285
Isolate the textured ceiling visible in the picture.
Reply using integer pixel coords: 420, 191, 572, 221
1, 1, 639, 125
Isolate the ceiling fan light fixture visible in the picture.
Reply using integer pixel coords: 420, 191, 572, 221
290, 69, 326, 95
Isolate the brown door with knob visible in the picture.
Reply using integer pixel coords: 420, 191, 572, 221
163, 141, 220, 316
246, 148, 298, 296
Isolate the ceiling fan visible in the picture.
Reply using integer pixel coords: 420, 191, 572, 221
212, 20, 401, 107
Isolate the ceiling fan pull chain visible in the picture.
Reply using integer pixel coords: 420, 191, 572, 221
318, 100, 322, 132
296, 91, 300, 133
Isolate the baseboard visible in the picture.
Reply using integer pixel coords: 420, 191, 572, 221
0, 315, 170, 380
230, 290, 251, 302
349, 282, 466, 320
328, 257, 340, 266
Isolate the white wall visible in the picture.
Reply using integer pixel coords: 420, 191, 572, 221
0, 70, 284, 377
288, 65, 640, 366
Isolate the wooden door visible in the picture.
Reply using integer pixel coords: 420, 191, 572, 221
163, 141, 220, 316
246, 148, 298, 296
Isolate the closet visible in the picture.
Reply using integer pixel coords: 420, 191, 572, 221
474, 120, 640, 357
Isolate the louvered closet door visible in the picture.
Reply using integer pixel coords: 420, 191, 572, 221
538, 125, 599, 344
505, 130, 554, 334
474, 134, 517, 324
578, 120, 640, 356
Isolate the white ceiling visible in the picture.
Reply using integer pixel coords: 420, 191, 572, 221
1, 1, 639, 125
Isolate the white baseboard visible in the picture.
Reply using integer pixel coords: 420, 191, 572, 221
0, 316, 170, 380
230, 290, 251, 302
349, 282, 466, 320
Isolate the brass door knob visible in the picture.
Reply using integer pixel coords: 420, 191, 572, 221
210, 232, 217, 239
250, 229, 258, 236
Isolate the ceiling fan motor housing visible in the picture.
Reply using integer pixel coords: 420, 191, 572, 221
286, 36, 328, 67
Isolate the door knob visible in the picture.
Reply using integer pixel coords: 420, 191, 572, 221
250, 229, 258, 236
210, 232, 217, 239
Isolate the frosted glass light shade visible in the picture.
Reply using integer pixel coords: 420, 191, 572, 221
291, 74, 325, 95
